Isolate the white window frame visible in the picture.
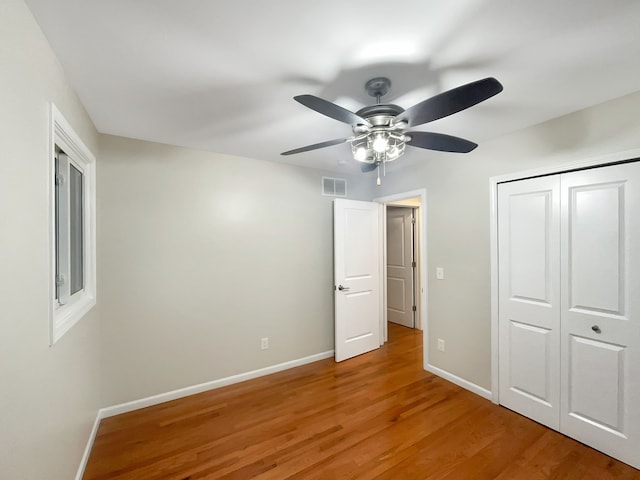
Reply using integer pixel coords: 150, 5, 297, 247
49, 104, 96, 345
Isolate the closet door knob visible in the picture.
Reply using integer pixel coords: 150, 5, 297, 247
591, 325, 601, 334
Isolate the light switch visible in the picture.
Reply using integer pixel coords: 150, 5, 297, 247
436, 267, 445, 280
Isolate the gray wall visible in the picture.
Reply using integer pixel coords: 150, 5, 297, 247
0, 1, 102, 478
97, 134, 373, 406
377, 89, 640, 389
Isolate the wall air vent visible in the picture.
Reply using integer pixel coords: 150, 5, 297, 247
322, 177, 347, 197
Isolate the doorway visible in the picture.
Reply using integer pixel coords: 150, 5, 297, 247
386, 205, 417, 329
375, 190, 427, 352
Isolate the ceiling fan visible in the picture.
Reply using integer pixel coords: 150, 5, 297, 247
282, 76, 503, 183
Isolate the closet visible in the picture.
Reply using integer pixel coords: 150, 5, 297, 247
497, 161, 640, 469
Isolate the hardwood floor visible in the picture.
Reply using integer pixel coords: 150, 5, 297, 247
84, 324, 640, 479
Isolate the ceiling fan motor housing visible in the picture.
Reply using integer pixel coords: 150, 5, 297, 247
354, 104, 405, 129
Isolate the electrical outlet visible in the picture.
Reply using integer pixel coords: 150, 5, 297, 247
437, 338, 445, 352
261, 337, 269, 350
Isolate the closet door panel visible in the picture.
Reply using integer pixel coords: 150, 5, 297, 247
568, 182, 624, 314
568, 335, 625, 432
560, 162, 640, 470
498, 176, 561, 429
508, 321, 552, 402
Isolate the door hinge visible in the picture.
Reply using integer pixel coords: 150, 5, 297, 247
412, 261, 416, 268
412, 305, 417, 312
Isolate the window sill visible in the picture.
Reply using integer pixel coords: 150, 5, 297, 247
50, 294, 96, 345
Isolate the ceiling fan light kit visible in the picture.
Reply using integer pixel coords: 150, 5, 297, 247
282, 76, 503, 184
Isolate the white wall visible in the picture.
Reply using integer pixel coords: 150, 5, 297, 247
377, 89, 640, 389
0, 1, 102, 479
97, 134, 372, 406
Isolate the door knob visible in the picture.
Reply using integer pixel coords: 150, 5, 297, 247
592, 325, 601, 334
338, 285, 350, 291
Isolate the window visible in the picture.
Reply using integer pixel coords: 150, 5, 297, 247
50, 104, 96, 345
55, 150, 84, 301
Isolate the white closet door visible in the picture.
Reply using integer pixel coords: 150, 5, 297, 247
560, 162, 640, 469
498, 176, 561, 429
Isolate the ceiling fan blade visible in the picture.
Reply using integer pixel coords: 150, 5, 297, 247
281, 137, 351, 156
360, 162, 378, 173
295, 95, 372, 127
397, 77, 503, 127
406, 131, 478, 153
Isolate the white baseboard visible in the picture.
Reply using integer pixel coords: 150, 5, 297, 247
75, 349, 334, 479
75, 410, 102, 480
101, 350, 335, 418
425, 363, 492, 400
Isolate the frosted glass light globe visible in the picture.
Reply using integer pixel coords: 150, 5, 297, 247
372, 136, 388, 153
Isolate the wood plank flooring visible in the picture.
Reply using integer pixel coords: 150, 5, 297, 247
84, 324, 640, 479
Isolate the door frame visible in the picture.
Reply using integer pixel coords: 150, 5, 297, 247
374, 189, 428, 366
489, 147, 640, 404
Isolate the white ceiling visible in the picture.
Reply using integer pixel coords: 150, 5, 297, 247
25, 0, 640, 174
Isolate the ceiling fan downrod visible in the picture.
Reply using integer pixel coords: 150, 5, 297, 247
364, 77, 391, 105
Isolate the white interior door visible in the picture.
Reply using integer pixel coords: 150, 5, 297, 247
498, 176, 561, 430
386, 207, 415, 328
559, 162, 640, 469
334, 199, 381, 362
